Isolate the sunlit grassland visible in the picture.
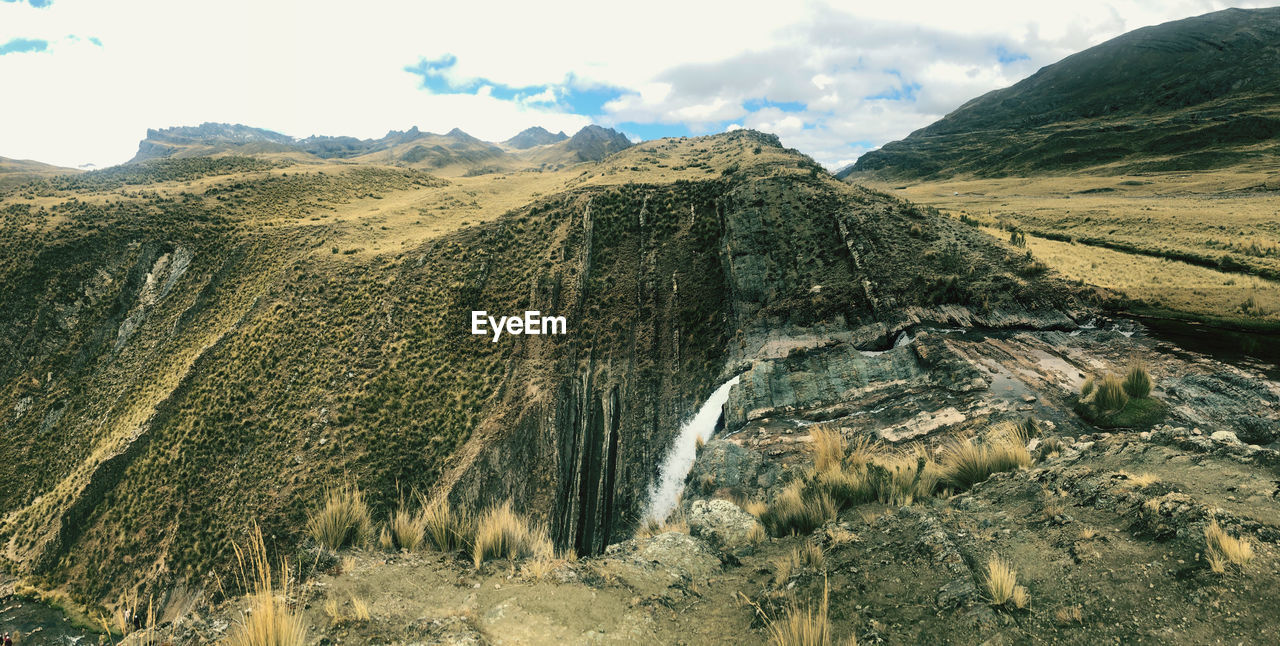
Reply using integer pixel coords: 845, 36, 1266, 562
864, 167, 1280, 325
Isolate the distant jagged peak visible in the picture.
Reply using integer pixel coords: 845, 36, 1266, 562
445, 127, 481, 141
566, 125, 632, 161
144, 122, 296, 145
503, 126, 570, 149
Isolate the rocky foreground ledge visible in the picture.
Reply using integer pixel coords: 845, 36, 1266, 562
84, 320, 1278, 645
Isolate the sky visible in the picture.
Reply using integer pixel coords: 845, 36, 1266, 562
0, 0, 1274, 169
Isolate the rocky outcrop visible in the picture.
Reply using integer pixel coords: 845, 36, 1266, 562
687, 499, 761, 550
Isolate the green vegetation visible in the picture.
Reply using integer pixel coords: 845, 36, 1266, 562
1076, 362, 1166, 428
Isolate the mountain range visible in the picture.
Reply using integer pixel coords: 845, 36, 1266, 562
127, 122, 632, 175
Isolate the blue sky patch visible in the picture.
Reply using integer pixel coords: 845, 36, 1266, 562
743, 98, 807, 113
0, 37, 49, 55
1, 0, 53, 7
406, 55, 626, 116
995, 45, 1030, 64
867, 81, 920, 102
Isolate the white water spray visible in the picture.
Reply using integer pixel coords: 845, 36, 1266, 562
644, 375, 741, 523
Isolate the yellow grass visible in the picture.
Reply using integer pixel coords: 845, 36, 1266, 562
809, 427, 846, 473
755, 578, 855, 646
872, 170, 1280, 324
1205, 518, 1254, 573
1093, 374, 1129, 412
939, 423, 1031, 491
472, 500, 554, 568
307, 484, 372, 551
419, 496, 474, 552
387, 502, 427, 551
225, 525, 307, 646
983, 554, 1028, 609
761, 480, 839, 537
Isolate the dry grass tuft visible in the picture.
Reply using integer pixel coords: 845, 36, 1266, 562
810, 427, 846, 473
747, 523, 768, 544
983, 554, 1028, 609
1077, 526, 1099, 541
1080, 375, 1096, 398
745, 499, 769, 518
1205, 518, 1254, 573
753, 578, 855, 646
1120, 471, 1159, 488
387, 499, 427, 551
1055, 605, 1083, 625
225, 525, 307, 646
1094, 374, 1130, 412
472, 500, 554, 568
1123, 362, 1152, 399
349, 594, 371, 622
760, 480, 839, 537
940, 423, 1030, 491
307, 484, 372, 551
420, 496, 474, 552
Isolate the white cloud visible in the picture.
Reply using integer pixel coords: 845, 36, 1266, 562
0, 0, 1272, 168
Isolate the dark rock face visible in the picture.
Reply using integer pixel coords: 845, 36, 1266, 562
845, 7, 1280, 179
565, 125, 632, 161
442, 134, 1082, 555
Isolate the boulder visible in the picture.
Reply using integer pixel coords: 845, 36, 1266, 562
687, 499, 760, 549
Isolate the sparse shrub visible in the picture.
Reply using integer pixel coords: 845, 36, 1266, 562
1080, 376, 1096, 398
1205, 518, 1253, 573
1039, 436, 1064, 458
754, 579, 853, 646
761, 480, 839, 537
810, 427, 845, 473
387, 502, 426, 551
1122, 362, 1152, 399
940, 424, 1030, 491
471, 500, 553, 568
307, 485, 372, 551
420, 497, 473, 552
984, 554, 1027, 609
225, 526, 307, 646
1055, 605, 1083, 625
1093, 374, 1129, 412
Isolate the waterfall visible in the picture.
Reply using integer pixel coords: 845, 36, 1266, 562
643, 375, 740, 523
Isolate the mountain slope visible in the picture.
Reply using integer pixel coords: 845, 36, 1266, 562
0, 157, 79, 189
0, 131, 1080, 614
503, 126, 569, 149
844, 7, 1280, 179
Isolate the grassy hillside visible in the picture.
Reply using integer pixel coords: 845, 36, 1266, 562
844, 7, 1280, 180
871, 166, 1280, 328
0, 132, 1080, 615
